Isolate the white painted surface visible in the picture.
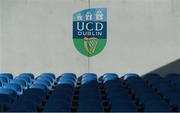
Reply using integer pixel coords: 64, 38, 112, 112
0, 0, 180, 76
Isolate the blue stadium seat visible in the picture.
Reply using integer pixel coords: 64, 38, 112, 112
9, 100, 37, 112
37, 76, 54, 85
4, 83, 23, 95
0, 77, 9, 84
34, 79, 52, 90
0, 88, 17, 102
110, 102, 137, 112
0, 72, 178, 112
30, 83, 48, 92
123, 73, 139, 81
0, 94, 11, 111
23, 88, 46, 100
78, 102, 104, 112
0, 73, 13, 80
19, 73, 34, 80
144, 100, 171, 112
18, 94, 43, 107
103, 73, 119, 83
58, 79, 76, 87
10, 79, 28, 90
15, 76, 31, 84
77, 73, 104, 112
43, 79, 75, 112
143, 73, 162, 82
39, 73, 56, 81
61, 73, 76, 80
103, 73, 137, 112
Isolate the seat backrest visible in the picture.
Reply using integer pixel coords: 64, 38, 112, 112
0, 77, 9, 84
30, 83, 48, 92
15, 76, 31, 84
19, 73, 34, 80
37, 77, 53, 84
4, 83, 23, 95
23, 88, 45, 99
39, 73, 56, 80
0, 73, 13, 80
10, 79, 27, 90
0, 94, 11, 105
0, 88, 17, 101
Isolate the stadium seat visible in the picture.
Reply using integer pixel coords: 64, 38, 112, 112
77, 73, 104, 112
0, 73, 13, 80
15, 76, 31, 85
0, 88, 17, 102
39, 73, 56, 82
0, 77, 9, 85
0, 72, 178, 112
4, 83, 23, 95
10, 79, 28, 90
9, 100, 37, 112
30, 83, 48, 92
0, 94, 11, 111
33, 80, 52, 90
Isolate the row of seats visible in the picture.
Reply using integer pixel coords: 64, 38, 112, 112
78, 73, 104, 112
10, 73, 56, 112
124, 73, 171, 112
103, 73, 137, 112
143, 73, 180, 111
44, 73, 76, 112
0, 72, 179, 112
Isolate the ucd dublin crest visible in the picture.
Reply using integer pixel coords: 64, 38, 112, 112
73, 8, 107, 57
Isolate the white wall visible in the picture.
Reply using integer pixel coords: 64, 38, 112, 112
0, 0, 180, 77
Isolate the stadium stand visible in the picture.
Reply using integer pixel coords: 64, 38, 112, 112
0, 72, 179, 112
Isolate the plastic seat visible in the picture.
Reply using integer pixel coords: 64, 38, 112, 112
123, 73, 139, 81
61, 73, 76, 80
0, 77, 9, 84
143, 73, 162, 82
38, 77, 54, 85
78, 102, 104, 112
39, 73, 56, 81
103, 73, 119, 83
44, 101, 71, 112
37, 76, 54, 84
138, 94, 163, 105
0, 73, 13, 80
111, 102, 137, 112
82, 73, 97, 78
18, 94, 42, 107
34, 79, 52, 89
0, 94, 11, 110
10, 79, 28, 90
55, 84, 74, 90
24, 88, 46, 99
16, 76, 31, 84
144, 100, 171, 112
10, 100, 37, 112
58, 80, 75, 87
4, 83, 23, 95
81, 79, 98, 85
30, 83, 48, 92
59, 76, 76, 82
19, 73, 34, 80
0, 88, 17, 101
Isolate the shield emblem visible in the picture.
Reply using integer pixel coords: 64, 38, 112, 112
73, 8, 107, 57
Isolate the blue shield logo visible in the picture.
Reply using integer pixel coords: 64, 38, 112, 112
73, 8, 107, 57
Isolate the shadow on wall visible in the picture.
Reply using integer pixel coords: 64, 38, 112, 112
143, 59, 180, 77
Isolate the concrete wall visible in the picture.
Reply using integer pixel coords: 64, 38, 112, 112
0, 0, 180, 76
